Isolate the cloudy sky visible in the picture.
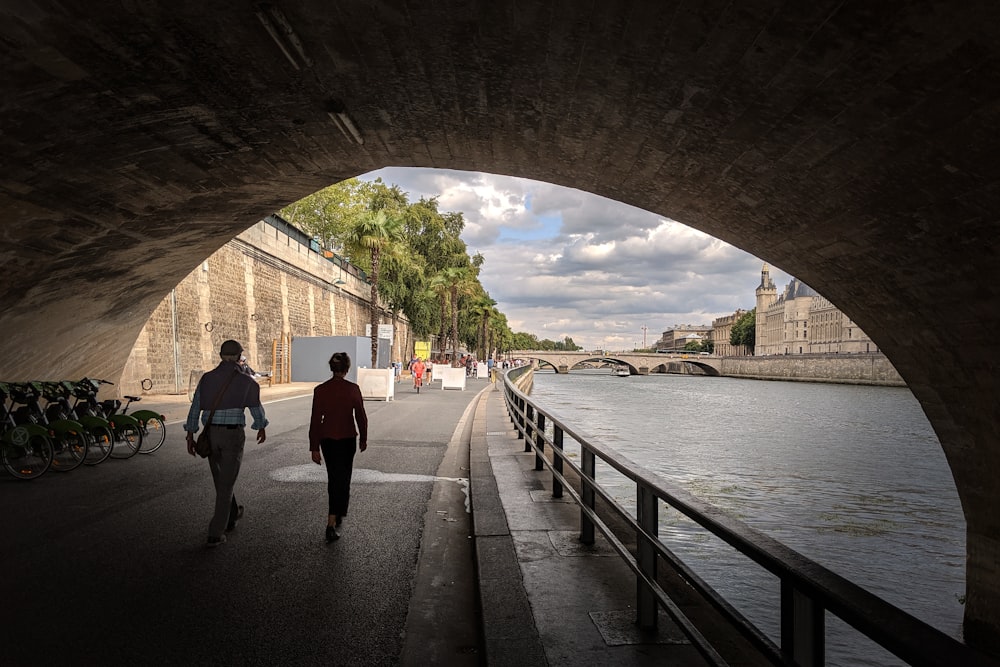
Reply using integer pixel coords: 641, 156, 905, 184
359, 167, 791, 351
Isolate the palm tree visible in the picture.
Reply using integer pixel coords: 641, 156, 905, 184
488, 309, 511, 361
343, 209, 405, 366
470, 294, 498, 359
428, 271, 450, 361
442, 266, 475, 363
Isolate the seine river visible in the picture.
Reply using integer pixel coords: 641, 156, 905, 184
528, 369, 965, 666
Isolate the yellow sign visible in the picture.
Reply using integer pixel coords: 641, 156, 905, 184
414, 341, 431, 361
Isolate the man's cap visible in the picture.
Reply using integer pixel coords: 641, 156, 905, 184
220, 339, 243, 356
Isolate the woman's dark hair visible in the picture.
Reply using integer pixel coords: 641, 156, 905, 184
329, 352, 351, 374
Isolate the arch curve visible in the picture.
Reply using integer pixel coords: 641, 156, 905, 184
4, 2, 1000, 649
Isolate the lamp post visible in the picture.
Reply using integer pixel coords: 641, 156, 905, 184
641, 325, 648, 350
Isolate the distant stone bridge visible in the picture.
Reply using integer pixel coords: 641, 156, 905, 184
512, 351, 722, 376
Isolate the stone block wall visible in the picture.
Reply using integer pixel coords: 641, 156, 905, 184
119, 221, 414, 395
720, 355, 904, 386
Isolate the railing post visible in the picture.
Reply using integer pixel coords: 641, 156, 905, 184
781, 579, 825, 666
534, 412, 545, 470
552, 425, 563, 498
514, 398, 524, 440
524, 404, 534, 451
581, 448, 595, 545
636, 482, 658, 629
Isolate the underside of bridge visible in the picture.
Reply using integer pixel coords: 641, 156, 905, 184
2, 0, 999, 651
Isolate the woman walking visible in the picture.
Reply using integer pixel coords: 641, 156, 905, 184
309, 352, 368, 542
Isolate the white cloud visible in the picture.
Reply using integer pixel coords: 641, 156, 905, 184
360, 167, 791, 349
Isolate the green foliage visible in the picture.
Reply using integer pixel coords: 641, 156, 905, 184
511, 331, 539, 350
279, 179, 365, 249
559, 336, 581, 351
508, 333, 579, 351
730, 308, 756, 352
343, 209, 406, 366
277, 177, 540, 364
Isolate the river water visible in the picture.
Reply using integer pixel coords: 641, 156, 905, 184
528, 369, 965, 666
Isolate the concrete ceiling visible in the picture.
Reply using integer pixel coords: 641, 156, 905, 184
2, 0, 1000, 651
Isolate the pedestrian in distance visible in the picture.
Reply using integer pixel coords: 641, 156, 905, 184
184, 339, 268, 548
309, 352, 369, 543
411, 357, 426, 393
237, 353, 256, 377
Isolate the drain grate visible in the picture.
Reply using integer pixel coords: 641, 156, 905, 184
590, 610, 689, 646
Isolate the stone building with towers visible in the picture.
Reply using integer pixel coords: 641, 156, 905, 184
752, 263, 876, 356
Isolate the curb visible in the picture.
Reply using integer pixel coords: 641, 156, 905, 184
470, 387, 547, 666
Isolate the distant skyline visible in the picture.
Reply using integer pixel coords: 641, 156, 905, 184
360, 167, 791, 350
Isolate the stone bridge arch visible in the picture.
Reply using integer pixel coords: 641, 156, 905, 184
3, 1, 1000, 649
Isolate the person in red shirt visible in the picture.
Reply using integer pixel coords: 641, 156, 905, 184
411, 357, 426, 393
309, 352, 368, 542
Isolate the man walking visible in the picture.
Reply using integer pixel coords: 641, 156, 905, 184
185, 339, 268, 547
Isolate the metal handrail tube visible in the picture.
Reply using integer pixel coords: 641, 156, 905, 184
501, 367, 999, 667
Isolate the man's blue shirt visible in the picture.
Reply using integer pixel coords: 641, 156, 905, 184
184, 374, 269, 433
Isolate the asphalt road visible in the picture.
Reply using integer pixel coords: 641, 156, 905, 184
0, 379, 489, 666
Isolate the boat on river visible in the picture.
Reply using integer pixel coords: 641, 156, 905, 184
613, 365, 630, 377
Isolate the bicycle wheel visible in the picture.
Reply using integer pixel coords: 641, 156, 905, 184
50, 431, 88, 472
83, 426, 113, 465
110, 424, 141, 459
2, 431, 54, 480
138, 417, 166, 454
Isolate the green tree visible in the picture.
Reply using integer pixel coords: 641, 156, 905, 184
560, 336, 581, 351
511, 331, 538, 350
443, 264, 476, 361
343, 209, 406, 366
469, 294, 498, 359
730, 308, 756, 354
490, 311, 512, 360
426, 271, 450, 358
357, 178, 409, 215
538, 338, 556, 351
279, 179, 365, 249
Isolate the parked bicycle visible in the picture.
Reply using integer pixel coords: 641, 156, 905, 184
9, 381, 88, 472
71, 379, 142, 459
40, 381, 114, 466
0, 382, 54, 480
114, 394, 166, 454
82, 379, 165, 454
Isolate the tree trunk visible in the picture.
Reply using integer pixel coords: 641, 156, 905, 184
481, 314, 488, 359
450, 285, 458, 363
438, 293, 448, 362
370, 249, 380, 367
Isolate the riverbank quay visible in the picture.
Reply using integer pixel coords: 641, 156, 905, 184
502, 368, 1000, 666
476, 382, 774, 666
719, 353, 904, 386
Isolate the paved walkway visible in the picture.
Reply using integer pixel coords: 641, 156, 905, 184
1, 379, 757, 665
145, 381, 722, 664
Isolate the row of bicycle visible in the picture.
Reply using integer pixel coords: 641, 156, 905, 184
0, 378, 167, 480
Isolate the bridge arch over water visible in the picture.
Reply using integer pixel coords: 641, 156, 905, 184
521, 351, 722, 377
3, 1, 1000, 648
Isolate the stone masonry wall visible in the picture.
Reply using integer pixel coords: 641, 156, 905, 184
119, 221, 414, 395
720, 355, 904, 386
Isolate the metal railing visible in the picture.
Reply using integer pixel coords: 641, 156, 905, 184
501, 366, 998, 667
